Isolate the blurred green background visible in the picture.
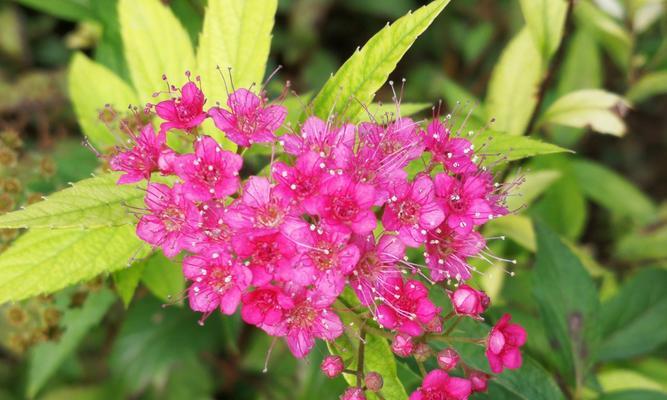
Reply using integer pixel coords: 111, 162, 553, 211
0, 0, 666, 399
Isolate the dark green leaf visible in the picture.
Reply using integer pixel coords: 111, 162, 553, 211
597, 390, 667, 400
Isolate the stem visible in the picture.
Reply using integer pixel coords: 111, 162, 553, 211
416, 360, 427, 377
444, 316, 462, 336
356, 327, 367, 388
524, 0, 576, 135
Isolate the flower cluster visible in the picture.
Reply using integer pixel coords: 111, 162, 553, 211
110, 74, 526, 400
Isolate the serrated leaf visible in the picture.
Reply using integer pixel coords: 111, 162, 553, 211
140, 253, 185, 303
26, 288, 116, 398
627, 70, 667, 103
0, 225, 148, 304
532, 221, 600, 387
0, 173, 142, 229
598, 268, 667, 361
119, 0, 195, 104
196, 0, 277, 105
311, 0, 450, 121
571, 159, 656, 224
519, 0, 568, 59
540, 89, 629, 136
472, 131, 571, 163
486, 28, 543, 136
68, 53, 138, 149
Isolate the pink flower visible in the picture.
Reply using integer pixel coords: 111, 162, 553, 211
281, 220, 359, 295
197, 200, 233, 251
409, 370, 472, 400
225, 176, 296, 235
320, 355, 344, 378
449, 285, 490, 316
350, 234, 404, 306
486, 314, 527, 374
358, 118, 424, 167
233, 232, 297, 286
209, 88, 286, 147
241, 285, 294, 334
423, 119, 475, 174
340, 388, 366, 400
434, 173, 493, 234
155, 81, 207, 133
425, 225, 485, 282
376, 278, 439, 336
436, 348, 460, 371
306, 175, 376, 235
391, 333, 415, 357
110, 124, 166, 184
382, 175, 445, 247
174, 136, 243, 201
182, 249, 251, 315
136, 183, 202, 258
272, 151, 326, 212
277, 288, 343, 358
282, 117, 355, 163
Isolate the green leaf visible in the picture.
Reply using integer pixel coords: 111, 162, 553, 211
109, 296, 218, 394
113, 263, 146, 308
598, 268, 667, 361
15, 0, 94, 21
472, 131, 571, 163
0, 225, 148, 304
486, 28, 543, 136
598, 369, 666, 393
575, 1, 632, 70
615, 225, 667, 262
627, 70, 667, 103
571, 159, 656, 224
519, 0, 568, 59
196, 0, 278, 104
532, 221, 600, 387
540, 89, 629, 136
26, 288, 116, 398
597, 390, 667, 400
330, 290, 407, 400
557, 28, 602, 95
0, 173, 142, 229
68, 53, 138, 149
119, 0, 195, 104
311, 0, 450, 120
485, 215, 536, 251
140, 253, 185, 303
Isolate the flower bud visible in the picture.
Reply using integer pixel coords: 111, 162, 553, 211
340, 387, 366, 400
425, 315, 444, 333
320, 355, 344, 378
391, 333, 415, 357
436, 348, 459, 371
469, 371, 489, 393
365, 372, 383, 392
413, 342, 432, 362
450, 285, 490, 316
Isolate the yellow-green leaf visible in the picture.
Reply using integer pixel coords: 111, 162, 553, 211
311, 0, 450, 120
68, 52, 138, 149
627, 70, 667, 103
519, 0, 568, 59
119, 0, 195, 104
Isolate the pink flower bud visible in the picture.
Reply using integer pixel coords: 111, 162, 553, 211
340, 387, 366, 400
365, 372, 383, 392
425, 315, 444, 333
391, 333, 415, 357
450, 284, 490, 316
469, 371, 489, 393
436, 348, 459, 371
413, 342, 432, 362
320, 355, 344, 378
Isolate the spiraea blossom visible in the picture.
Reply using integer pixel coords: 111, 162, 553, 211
115, 75, 526, 399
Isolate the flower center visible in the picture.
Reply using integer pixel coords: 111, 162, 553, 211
160, 206, 185, 232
